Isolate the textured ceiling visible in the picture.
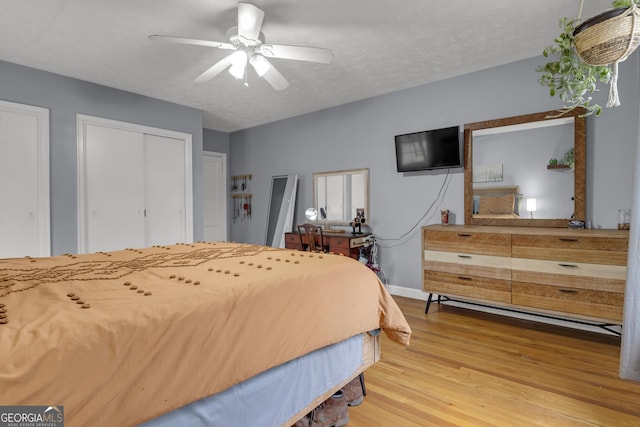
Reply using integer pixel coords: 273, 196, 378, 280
0, 0, 612, 132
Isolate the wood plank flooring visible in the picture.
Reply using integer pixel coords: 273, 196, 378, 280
348, 296, 640, 426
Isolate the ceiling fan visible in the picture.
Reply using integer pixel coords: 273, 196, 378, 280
149, 2, 333, 90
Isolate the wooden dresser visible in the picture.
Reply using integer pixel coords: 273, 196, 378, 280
422, 224, 629, 324
284, 232, 370, 259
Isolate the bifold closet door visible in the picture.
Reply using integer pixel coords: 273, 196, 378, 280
85, 125, 146, 253
83, 123, 189, 253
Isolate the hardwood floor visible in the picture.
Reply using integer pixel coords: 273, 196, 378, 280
348, 296, 640, 426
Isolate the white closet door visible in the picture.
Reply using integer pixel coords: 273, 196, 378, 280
202, 152, 227, 242
144, 133, 187, 246
0, 101, 49, 257
78, 115, 193, 254
85, 124, 146, 252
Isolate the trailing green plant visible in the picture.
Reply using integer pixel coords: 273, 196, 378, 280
537, 0, 640, 116
563, 147, 575, 169
611, 0, 639, 8
536, 17, 611, 117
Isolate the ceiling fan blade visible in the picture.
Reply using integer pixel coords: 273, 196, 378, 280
194, 55, 235, 83
237, 2, 265, 41
260, 44, 333, 64
261, 63, 290, 91
149, 35, 234, 50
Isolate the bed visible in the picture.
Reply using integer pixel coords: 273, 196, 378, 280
472, 185, 522, 218
0, 242, 411, 426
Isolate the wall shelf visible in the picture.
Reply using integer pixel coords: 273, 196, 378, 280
547, 164, 572, 170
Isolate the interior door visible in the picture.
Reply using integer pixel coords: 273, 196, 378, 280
84, 124, 146, 253
0, 101, 50, 257
202, 151, 227, 242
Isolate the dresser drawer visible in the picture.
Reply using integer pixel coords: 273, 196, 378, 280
330, 236, 350, 251
512, 234, 628, 265
512, 282, 624, 322
285, 233, 302, 250
424, 270, 511, 304
424, 250, 511, 281
512, 258, 626, 291
424, 229, 511, 257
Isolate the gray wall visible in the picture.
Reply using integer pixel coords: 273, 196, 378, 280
203, 128, 230, 154
229, 55, 639, 291
0, 60, 204, 255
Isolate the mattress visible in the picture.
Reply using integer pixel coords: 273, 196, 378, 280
0, 242, 410, 426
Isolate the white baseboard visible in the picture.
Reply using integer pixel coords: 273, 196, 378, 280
387, 285, 429, 301
386, 285, 621, 336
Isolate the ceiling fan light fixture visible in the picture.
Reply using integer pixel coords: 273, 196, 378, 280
150, 2, 332, 90
228, 61, 246, 79
228, 49, 248, 79
249, 54, 271, 77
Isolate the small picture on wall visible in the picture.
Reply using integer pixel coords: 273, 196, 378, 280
473, 163, 503, 183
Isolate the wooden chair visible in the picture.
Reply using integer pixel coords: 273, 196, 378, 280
297, 223, 327, 253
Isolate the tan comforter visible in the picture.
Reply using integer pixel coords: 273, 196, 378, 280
0, 242, 410, 426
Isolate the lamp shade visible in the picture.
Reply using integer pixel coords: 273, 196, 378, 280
305, 207, 318, 221
526, 198, 537, 212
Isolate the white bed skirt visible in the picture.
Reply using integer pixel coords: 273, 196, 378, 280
139, 334, 364, 427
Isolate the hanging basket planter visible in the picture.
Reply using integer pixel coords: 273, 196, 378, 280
573, 6, 640, 66
571, 5, 640, 108
537, 2, 640, 115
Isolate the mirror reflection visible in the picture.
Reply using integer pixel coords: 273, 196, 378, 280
464, 109, 586, 228
313, 168, 369, 226
472, 118, 574, 219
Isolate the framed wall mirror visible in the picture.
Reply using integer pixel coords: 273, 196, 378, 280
464, 109, 586, 227
313, 168, 369, 226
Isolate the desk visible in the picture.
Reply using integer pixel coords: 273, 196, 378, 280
284, 232, 371, 259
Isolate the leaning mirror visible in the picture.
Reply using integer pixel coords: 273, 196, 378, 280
313, 168, 369, 226
464, 109, 586, 227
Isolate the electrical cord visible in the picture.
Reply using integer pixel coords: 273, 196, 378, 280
377, 168, 452, 248
359, 168, 454, 288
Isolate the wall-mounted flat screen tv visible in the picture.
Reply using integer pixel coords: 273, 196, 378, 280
394, 126, 461, 172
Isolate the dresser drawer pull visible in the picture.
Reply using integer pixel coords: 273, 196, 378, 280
558, 263, 578, 268
458, 254, 472, 259
559, 238, 579, 242
457, 276, 472, 281
458, 233, 472, 237
558, 289, 578, 294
